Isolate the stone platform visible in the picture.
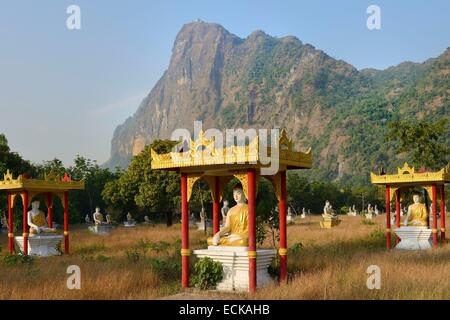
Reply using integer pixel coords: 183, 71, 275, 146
394, 226, 432, 250
320, 218, 341, 229
88, 224, 114, 235
193, 246, 276, 292
15, 235, 63, 256
123, 221, 136, 227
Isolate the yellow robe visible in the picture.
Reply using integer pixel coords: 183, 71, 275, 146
406, 203, 428, 226
95, 213, 105, 225
29, 211, 56, 234
207, 204, 249, 246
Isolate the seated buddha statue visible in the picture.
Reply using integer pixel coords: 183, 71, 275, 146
93, 207, 108, 225
404, 192, 428, 227
207, 183, 248, 247
322, 200, 336, 219
28, 201, 57, 235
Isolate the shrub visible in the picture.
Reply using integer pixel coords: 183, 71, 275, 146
3, 253, 34, 266
191, 257, 223, 290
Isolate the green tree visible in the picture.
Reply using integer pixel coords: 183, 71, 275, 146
386, 119, 449, 169
102, 140, 180, 226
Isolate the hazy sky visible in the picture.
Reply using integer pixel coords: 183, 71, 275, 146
0, 0, 448, 166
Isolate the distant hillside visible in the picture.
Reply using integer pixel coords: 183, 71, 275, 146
105, 21, 449, 185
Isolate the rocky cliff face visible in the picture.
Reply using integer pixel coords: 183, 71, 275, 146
106, 21, 449, 184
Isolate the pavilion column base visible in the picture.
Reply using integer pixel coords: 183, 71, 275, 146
394, 227, 432, 250
15, 235, 63, 256
193, 246, 276, 292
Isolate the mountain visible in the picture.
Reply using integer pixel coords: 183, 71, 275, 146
105, 21, 449, 185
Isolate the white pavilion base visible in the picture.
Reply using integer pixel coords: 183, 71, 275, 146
394, 226, 432, 250
193, 246, 276, 292
88, 224, 113, 235
15, 235, 63, 256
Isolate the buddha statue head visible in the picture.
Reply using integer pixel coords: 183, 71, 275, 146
412, 192, 422, 204
95, 207, 100, 213
31, 200, 40, 211
232, 183, 246, 204
223, 200, 229, 207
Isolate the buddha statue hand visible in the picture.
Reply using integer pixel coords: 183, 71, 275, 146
211, 232, 221, 246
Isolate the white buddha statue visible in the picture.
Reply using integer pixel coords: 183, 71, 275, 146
85, 214, 92, 224
301, 207, 306, 219
28, 200, 57, 235
366, 204, 374, 219
127, 212, 135, 223
287, 207, 294, 224
322, 200, 336, 219
106, 213, 112, 224
124, 212, 136, 227
93, 207, 107, 225
144, 215, 151, 224
374, 205, 379, 215
221, 200, 230, 222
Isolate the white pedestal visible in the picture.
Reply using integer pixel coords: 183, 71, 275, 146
123, 221, 136, 227
88, 225, 113, 234
394, 227, 432, 250
14, 235, 63, 256
193, 246, 276, 292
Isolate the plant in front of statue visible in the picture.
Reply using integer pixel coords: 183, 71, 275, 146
268, 256, 280, 278
191, 257, 223, 290
3, 253, 34, 266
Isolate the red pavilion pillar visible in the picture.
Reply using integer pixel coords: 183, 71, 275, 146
46, 193, 53, 228
212, 176, 220, 234
180, 173, 189, 288
7, 192, 14, 254
395, 190, 401, 244
431, 184, 438, 247
440, 185, 446, 244
22, 191, 29, 255
63, 191, 70, 254
385, 185, 391, 250
247, 169, 257, 292
278, 171, 287, 283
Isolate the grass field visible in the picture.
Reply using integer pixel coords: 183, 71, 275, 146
0, 214, 448, 300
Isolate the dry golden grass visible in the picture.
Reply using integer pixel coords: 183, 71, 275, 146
0, 215, 448, 300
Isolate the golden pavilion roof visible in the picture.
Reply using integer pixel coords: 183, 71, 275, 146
0, 170, 85, 192
151, 129, 312, 173
370, 162, 450, 186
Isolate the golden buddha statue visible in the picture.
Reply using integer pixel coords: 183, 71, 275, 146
207, 184, 248, 246
28, 201, 57, 235
404, 192, 428, 227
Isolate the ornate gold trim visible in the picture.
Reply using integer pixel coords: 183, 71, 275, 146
22, 233, 28, 237
432, 229, 438, 234
441, 228, 446, 232
278, 248, 287, 256
247, 251, 257, 259
150, 130, 312, 171
8, 233, 13, 238
232, 172, 249, 200
386, 228, 391, 232
187, 173, 203, 202
64, 231, 69, 236
0, 170, 84, 192
371, 163, 450, 185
